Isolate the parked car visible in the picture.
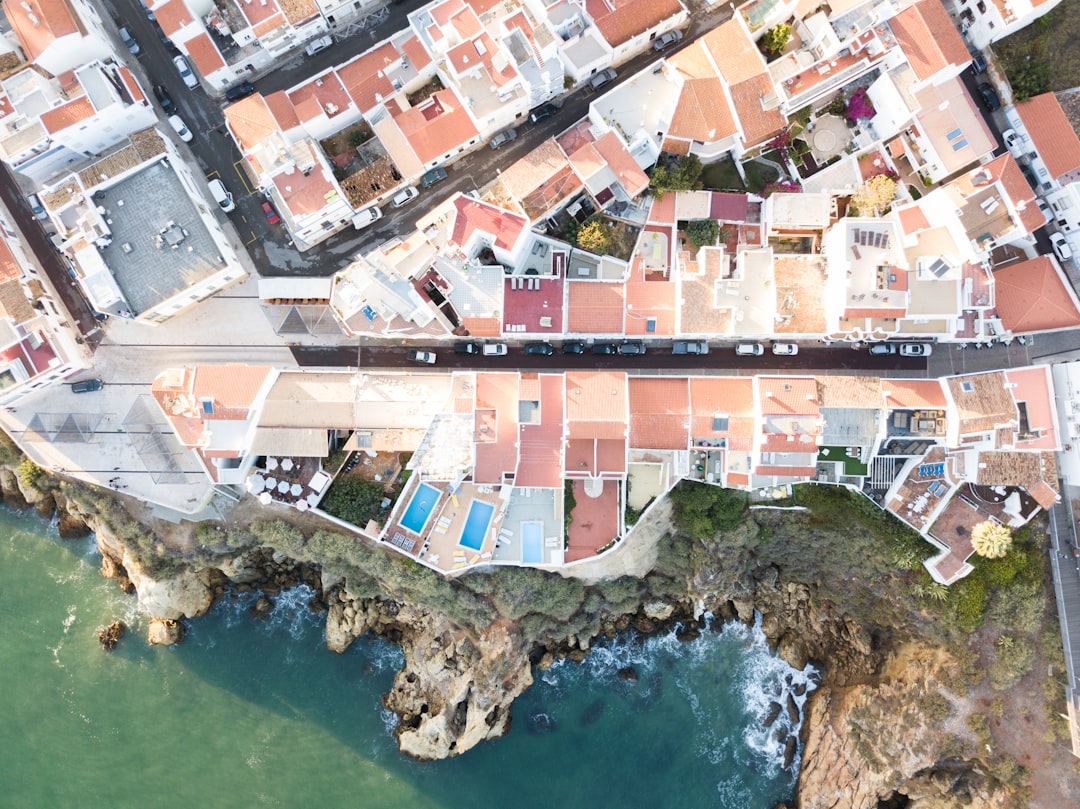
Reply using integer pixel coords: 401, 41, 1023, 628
772, 342, 799, 356
168, 115, 193, 142
868, 343, 897, 355
27, 194, 47, 220
392, 188, 419, 208
71, 378, 103, 393
454, 342, 478, 354
970, 51, 988, 73
173, 55, 198, 89
591, 343, 617, 355
153, 84, 176, 115
1002, 129, 1022, 158
524, 342, 554, 356
529, 103, 558, 124
353, 206, 383, 228
482, 344, 508, 356
489, 129, 517, 149
1051, 232, 1073, 262
652, 29, 683, 51
618, 341, 647, 355
420, 167, 448, 188
672, 340, 708, 355
407, 350, 437, 364
589, 69, 617, 91
225, 81, 256, 102
304, 35, 333, 56
735, 343, 764, 356
119, 26, 140, 55
899, 343, 933, 357
977, 82, 1000, 111
261, 201, 280, 224
207, 178, 235, 213
562, 341, 585, 354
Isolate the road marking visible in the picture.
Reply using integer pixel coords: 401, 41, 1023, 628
232, 161, 255, 194
246, 231, 257, 245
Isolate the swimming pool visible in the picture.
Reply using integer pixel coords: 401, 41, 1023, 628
521, 521, 543, 564
400, 482, 440, 534
459, 499, 495, 551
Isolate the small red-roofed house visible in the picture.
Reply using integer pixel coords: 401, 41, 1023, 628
583, 0, 688, 61
372, 90, 480, 180
5, 0, 112, 76
962, 0, 1063, 51
754, 377, 820, 481
888, 0, 971, 86
992, 256, 1080, 336
267, 140, 354, 250
565, 370, 628, 479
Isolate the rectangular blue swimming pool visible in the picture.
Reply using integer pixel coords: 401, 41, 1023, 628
459, 499, 495, 551
521, 521, 543, 564
400, 482, 440, 534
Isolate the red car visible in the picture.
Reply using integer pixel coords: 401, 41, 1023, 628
261, 201, 280, 224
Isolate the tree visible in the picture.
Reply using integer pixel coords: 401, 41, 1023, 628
575, 220, 610, 255
1007, 59, 1049, 103
682, 219, 719, 250
850, 174, 897, 217
761, 24, 792, 58
649, 154, 703, 198
971, 520, 1013, 559
321, 477, 387, 528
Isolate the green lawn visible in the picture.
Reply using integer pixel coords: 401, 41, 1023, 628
700, 158, 746, 192
995, 3, 1080, 93
818, 446, 868, 477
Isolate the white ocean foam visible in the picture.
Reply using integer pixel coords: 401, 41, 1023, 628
62, 604, 77, 633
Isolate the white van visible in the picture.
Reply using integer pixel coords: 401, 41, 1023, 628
208, 178, 235, 213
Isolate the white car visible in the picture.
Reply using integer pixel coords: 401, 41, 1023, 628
173, 55, 198, 89
899, 343, 933, 357
772, 342, 799, 356
1051, 232, 1073, 263
392, 187, 419, 208
168, 115, 193, 142
407, 350, 436, 364
353, 206, 383, 229
207, 178, 235, 213
304, 35, 333, 56
482, 344, 508, 356
735, 343, 764, 356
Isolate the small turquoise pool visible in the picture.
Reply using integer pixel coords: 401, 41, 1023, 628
521, 521, 543, 564
459, 499, 494, 551
400, 482, 440, 534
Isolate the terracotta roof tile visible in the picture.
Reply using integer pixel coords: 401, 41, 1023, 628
566, 370, 627, 422
186, 32, 225, 76
815, 375, 883, 408
668, 77, 738, 144
947, 371, 1017, 435
272, 153, 341, 218
391, 89, 479, 165
881, 379, 946, 409
700, 18, 763, 86
897, 203, 930, 234
1005, 367, 1057, 450
265, 90, 299, 130
889, 0, 970, 82
593, 131, 650, 197
337, 43, 398, 114
400, 35, 432, 71
993, 256, 1080, 333
517, 373, 564, 488
155, 0, 194, 37
237, 0, 281, 27
40, 96, 94, 134
0, 238, 23, 284
625, 271, 676, 335
224, 94, 281, 152
5, 0, 79, 62
287, 71, 352, 124
1014, 93, 1080, 181
566, 281, 625, 333
450, 196, 527, 252
629, 377, 690, 448
584, 0, 684, 48
730, 73, 786, 148
758, 377, 819, 416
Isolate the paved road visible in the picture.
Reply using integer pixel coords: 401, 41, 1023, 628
0, 162, 102, 346
1046, 490, 1080, 757
293, 342, 930, 372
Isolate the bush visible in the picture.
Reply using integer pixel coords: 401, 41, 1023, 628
17, 459, 43, 490
1007, 59, 1050, 102
682, 219, 719, 250
321, 477, 387, 528
575, 220, 610, 255
488, 567, 585, 622
668, 481, 747, 538
988, 636, 1036, 690
649, 154, 703, 199
761, 23, 792, 58
845, 87, 875, 121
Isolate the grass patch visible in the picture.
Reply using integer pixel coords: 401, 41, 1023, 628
743, 160, 781, 194
995, 6, 1079, 91
700, 158, 746, 192
817, 446, 868, 476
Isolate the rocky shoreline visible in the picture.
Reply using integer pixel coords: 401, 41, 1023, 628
0, 463, 1033, 808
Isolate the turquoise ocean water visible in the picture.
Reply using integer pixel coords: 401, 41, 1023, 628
0, 508, 815, 808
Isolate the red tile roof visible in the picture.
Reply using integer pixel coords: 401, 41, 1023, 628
0, 238, 23, 283
992, 256, 1080, 333
186, 32, 225, 76
625, 272, 676, 336
155, 0, 194, 37
40, 96, 95, 134
265, 90, 299, 130
566, 370, 627, 422
629, 377, 690, 448
584, 0, 684, 47
224, 94, 281, 152
730, 74, 786, 148
5, 0, 78, 62
517, 374, 565, 488
400, 34, 432, 71
502, 274, 565, 334
710, 192, 750, 221
473, 372, 519, 484
1005, 367, 1057, 450
1014, 93, 1080, 182
337, 43, 398, 114
567, 281, 626, 333
392, 89, 479, 164
700, 18, 763, 85
272, 160, 340, 218
668, 77, 738, 144
237, 0, 280, 26
889, 0, 970, 82
758, 377, 819, 415
594, 132, 649, 197
690, 377, 755, 450
287, 71, 352, 123
450, 196, 527, 252
881, 379, 947, 409
897, 203, 930, 234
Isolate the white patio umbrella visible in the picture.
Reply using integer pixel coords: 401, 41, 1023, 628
295, 500, 309, 512
250, 473, 265, 491
258, 492, 272, 505
278, 480, 290, 494
290, 483, 303, 496
281, 458, 294, 471
266, 457, 278, 471
264, 477, 277, 490
246, 476, 262, 494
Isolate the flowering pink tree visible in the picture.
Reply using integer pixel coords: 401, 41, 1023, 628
763, 179, 802, 197
845, 87, 876, 122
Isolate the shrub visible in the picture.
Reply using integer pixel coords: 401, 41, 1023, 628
850, 174, 897, 216
1006, 59, 1049, 102
971, 520, 1013, 559
682, 219, 720, 250
668, 481, 747, 538
17, 459, 43, 490
988, 636, 1035, 690
761, 24, 792, 57
251, 520, 307, 557
845, 87, 875, 121
321, 477, 387, 528
649, 154, 703, 198
575, 220, 610, 255
488, 567, 585, 622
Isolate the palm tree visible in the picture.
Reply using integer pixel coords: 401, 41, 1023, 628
926, 582, 948, 602
971, 520, 1013, 559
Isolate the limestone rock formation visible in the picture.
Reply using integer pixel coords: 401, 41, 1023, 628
147, 618, 185, 645
96, 620, 126, 651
